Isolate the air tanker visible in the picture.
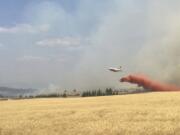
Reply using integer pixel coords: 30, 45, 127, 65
108, 66, 122, 72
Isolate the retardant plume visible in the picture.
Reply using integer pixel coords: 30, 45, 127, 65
120, 74, 180, 91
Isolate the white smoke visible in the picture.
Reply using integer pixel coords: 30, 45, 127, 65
69, 0, 180, 90
68, 0, 147, 90
136, 0, 180, 85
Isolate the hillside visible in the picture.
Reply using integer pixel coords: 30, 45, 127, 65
0, 87, 37, 97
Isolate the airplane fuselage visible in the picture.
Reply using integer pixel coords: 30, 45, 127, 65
108, 68, 122, 72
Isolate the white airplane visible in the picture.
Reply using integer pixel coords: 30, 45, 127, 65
108, 66, 122, 72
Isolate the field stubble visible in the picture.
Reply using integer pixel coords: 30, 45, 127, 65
1, 92, 180, 135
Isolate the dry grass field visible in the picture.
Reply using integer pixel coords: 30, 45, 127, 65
1, 92, 180, 135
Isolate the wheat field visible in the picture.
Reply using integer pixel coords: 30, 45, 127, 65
1, 92, 180, 135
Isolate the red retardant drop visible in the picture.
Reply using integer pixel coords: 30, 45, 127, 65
120, 74, 180, 91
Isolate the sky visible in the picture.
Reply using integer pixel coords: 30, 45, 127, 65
0, 0, 114, 89
0, 0, 180, 91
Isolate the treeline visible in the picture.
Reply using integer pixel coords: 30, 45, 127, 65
15, 88, 116, 99
18, 92, 68, 99
1, 88, 146, 99
82, 88, 118, 97
31, 93, 67, 98
17, 90, 76, 99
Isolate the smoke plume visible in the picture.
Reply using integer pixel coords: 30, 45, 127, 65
120, 74, 180, 91
135, 1, 180, 85
73, 0, 180, 90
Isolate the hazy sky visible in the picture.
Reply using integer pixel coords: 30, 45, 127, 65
0, 0, 180, 90
0, 0, 114, 89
